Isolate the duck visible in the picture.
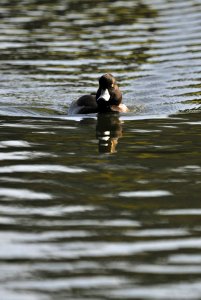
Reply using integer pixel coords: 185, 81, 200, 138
68, 73, 129, 114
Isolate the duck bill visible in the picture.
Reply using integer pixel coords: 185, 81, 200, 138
97, 89, 110, 102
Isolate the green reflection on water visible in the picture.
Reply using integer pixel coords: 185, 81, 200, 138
0, 0, 157, 66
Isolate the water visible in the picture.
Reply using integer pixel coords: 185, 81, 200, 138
0, 0, 201, 299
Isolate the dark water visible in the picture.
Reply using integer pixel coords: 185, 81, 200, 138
1, 0, 201, 299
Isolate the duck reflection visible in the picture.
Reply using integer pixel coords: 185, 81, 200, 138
96, 113, 122, 153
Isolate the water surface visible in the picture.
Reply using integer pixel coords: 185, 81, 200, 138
0, 0, 201, 299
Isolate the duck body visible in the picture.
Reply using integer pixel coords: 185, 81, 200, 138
69, 94, 97, 114
68, 74, 129, 115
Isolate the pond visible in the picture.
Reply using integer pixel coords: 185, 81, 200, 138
0, 0, 201, 299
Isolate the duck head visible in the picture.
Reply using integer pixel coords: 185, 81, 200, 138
96, 74, 122, 112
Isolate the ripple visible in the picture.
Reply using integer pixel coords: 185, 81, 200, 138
9, 276, 126, 291
168, 254, 201, 264
0, 188, 52, 200
27, 219, 140, 228
0, 140, 31, 148
1, 238, 197, 260
0, 151, 53, 160
0, 164, 86, 173
125, 229, 188, 237
171, 165, 201, 173
158, 209, 201, 216
119, 190, 172, 198
0, 205, 97, 217
109, 281, 201, 299
134, 264, 201, 274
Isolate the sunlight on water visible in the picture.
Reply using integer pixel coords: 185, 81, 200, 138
0, 188, 52, 200
118, 190, 172, 197
0, 164, 86, 173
